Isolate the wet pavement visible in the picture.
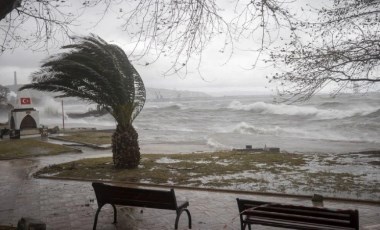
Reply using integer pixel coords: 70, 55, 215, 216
0, 151, 380, 229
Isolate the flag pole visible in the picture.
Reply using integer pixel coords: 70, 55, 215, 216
61, 100, 65, 129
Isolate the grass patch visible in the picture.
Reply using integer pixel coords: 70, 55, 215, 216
36, 151, 303, 181
35, 150, 380, 200
0, 139, 80, 160
55, 131, 112, 145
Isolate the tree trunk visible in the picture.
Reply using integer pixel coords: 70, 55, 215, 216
112, 124, 140, 169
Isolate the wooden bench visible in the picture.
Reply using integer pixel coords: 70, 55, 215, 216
92, 182, 192, 230
236, 198, 359, 230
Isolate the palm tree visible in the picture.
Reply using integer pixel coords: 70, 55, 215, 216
20, 34, 146, 169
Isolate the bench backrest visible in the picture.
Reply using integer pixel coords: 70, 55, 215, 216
92, 182, 178, 210
237, 198, 359, 229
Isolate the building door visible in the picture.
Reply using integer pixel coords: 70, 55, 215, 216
20, 115, 37, 129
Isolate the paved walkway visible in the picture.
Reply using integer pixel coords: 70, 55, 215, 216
1, 156, 380, 229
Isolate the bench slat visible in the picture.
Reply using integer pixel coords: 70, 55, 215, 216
237, 198, 359, 230
246, 216, 357, 230
107, 197, 177, 210
243, 203, 353, 219
244, 210, 352, 227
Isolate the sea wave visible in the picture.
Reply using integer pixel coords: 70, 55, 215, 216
227, 100, 379, 119
362, 108, 380, 118
146, 103, 184, 110
224, 122, 380, 144
319, 102, 345, 108
228, 122, 303, 137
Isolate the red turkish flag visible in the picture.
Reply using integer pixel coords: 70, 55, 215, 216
20, 97, 31, 105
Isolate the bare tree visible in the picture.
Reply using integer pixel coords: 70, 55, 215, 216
119, 0, 296, 75
1, 0, 295, 72
0, 0, 114, 52
268, 0, 380, 101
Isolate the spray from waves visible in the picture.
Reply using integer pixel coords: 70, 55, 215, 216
40, 114, 117, 129
34, 97, 63, 118
31, 96, 116, 129
67, 114, 116, 126
63, 103, 98, 114
7, 91, 17, 101
227, 100, 380, 119
36, 96, 104, 119
206, 137, 231, 149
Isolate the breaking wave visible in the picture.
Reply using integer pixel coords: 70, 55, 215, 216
227, 122, 305, 137
224, 122, 380, 144
362, 108, 380, 119
227, 100, 379, 119
206, 137, 231, 149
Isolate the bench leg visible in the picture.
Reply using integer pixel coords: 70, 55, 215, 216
175, 212, 180, 230
242, 222, 251, 230
93, 204, 117, 230
111, 204, 117, 224
93, 206, 103, 230
184, 209, 192, 229
175, 208, 192, 229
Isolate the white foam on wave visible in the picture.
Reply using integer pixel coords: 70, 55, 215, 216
206, 137, 231, 149
231, 122, 285, 135
226, 122, 309, 138
227, 100, 379, 119
224, 121, 380, 144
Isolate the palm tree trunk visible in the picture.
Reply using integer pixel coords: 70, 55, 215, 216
112, 124, 140, 169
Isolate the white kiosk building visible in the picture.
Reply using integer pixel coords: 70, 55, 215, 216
8, 91, 39, 138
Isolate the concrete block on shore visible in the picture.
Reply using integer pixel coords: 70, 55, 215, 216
267, 147, 280, 153
233, 146, 280, 153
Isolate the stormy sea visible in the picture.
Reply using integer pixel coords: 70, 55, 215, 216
8, 91, 378, 155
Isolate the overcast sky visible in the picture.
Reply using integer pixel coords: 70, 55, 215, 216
0, 1, 316, 96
